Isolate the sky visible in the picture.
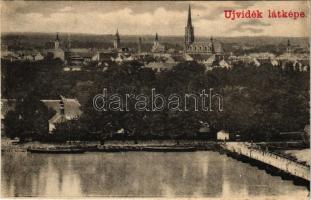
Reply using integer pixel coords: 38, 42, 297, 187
1, 1, 310, 37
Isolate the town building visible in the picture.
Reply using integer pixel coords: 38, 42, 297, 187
184, 5, 224, 55
111, 29, 133, 55
151, 33, 166, 53
286, 39, 292, 54
65, 48, 96, 67
144, 53, 188, 72
217, 130, 230, 141
228, 52, 276, 67
43, 33, 65, 61
52, 33, 65, 61
276, 39, 310, 71
92, 51, 118, 67
144, 61, 175, 73
1, 96, 82, 133
43, 96, 82, 133
113, 29, 121, 50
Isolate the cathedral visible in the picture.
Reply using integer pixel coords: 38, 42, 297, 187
184, 5, 223, 55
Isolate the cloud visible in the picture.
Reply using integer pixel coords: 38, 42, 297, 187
234, 1, 257, 9
1, 1, 206, 17
201, 6, 237, 20
235, 27, 264, 34
59, 6, 72, 12
199, 1, 258, 20
226, 19, 270, 35
237, 20, 271, 27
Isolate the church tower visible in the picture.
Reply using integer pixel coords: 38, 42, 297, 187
66, 33, 71, 50
286, 39, 292, 54
185, 5, 194, 48
113, 29, 121, 49
138, 37, 142, 54
55, 33, 60, 50
210, 37, 215, 54
151, 33, 165, 53
154, 33, 159, 46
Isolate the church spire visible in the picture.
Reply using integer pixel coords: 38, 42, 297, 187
116, 29, 120, 39
55, 32, 60, 49
56, 32, 59, 41
287, 39, 291, 47
154, 33, 159, 46
114, 29, 121, 49
187, 5, 192, 27
138, 37, 142, 54
184, 4, 194, 49
67, 33, 71, 50
210, 37, 215, 54
286, 39, 291, 54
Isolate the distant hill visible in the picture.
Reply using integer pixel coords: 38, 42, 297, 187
1, 32, 309, 53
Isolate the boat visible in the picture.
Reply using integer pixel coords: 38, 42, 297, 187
96, 146, 130, 152
142, 146, 197, 152
94, 145, 197, 152
27, 147, 86, 154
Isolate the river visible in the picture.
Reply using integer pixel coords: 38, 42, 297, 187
1, 151, 309, 198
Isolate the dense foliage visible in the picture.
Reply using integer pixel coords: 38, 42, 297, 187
2, 59, 309, 142
3, 94, 55, 141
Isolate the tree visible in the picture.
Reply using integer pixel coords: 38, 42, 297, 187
3, 94, 55, 141
52, 119, 90, 142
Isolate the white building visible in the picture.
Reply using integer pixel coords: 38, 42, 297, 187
217, 130, 230, 141
42, 96, 82, 133
43, 33, 65, 61
151, 33, 166, 53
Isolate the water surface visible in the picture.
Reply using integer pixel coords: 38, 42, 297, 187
1, 151, 309, 198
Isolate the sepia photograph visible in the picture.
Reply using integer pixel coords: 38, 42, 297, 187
0, 0, 310, 199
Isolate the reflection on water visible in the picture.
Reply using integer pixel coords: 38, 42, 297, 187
1, 151, 309, 198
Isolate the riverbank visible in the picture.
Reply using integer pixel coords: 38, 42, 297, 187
2, 138, 308, 153
1, 138, 218, 152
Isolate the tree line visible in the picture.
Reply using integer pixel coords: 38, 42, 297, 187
2, 59, 309, 142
